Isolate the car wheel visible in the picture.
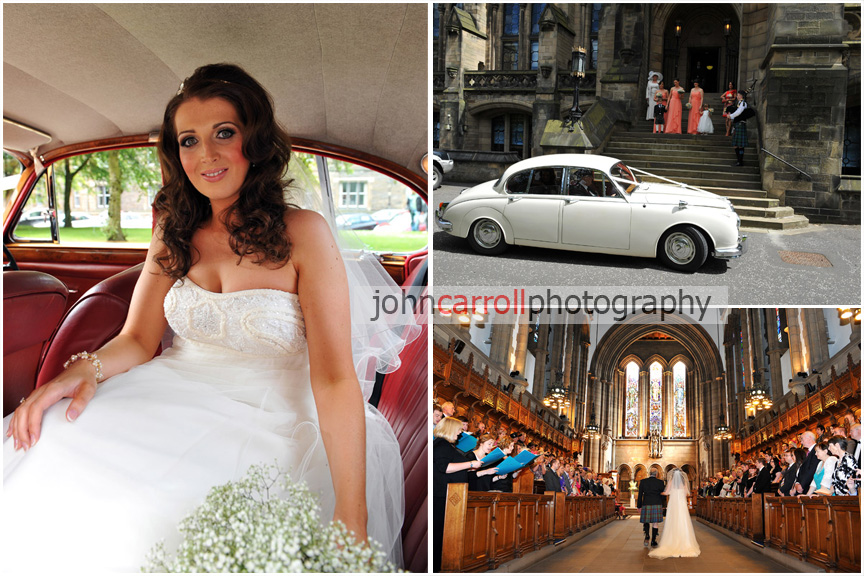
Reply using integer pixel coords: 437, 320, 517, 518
658, 226, 708, 272
432, 165, 443, 190
468, 218, 508, 255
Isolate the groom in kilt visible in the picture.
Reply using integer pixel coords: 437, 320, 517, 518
637, 469, 667, 547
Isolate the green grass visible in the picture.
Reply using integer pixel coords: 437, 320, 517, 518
350, 231, 428, 253
14, 225, 152, 243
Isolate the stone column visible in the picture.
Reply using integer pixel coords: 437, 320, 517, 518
804, 308, 830, 370
758, 4, 856, 224
576, 340, 590, 430
639, 368, 648, 438
751, 309, 768, 391
532, 317, 550, 398
488, 320, 513, 371
512, 320, 530, 377
518, 3, 529, 70
549, 322, 565, 390
663, 368, 672, 438
765, 309, 786, 404
487, 4, 499, 70
786, 307, 808, 376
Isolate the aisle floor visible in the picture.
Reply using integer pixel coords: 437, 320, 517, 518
519, 516, 795, 573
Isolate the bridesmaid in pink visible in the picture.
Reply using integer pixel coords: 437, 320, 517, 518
687, 79, 704, 135
666, 79, 684, 134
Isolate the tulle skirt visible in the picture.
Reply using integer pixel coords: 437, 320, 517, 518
649, 492, 701, 559
3, 340, 404, 572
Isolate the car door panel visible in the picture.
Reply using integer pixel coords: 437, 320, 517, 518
7, 244, 147, 311
560, 198, 631, 250
503, 196, 563, 244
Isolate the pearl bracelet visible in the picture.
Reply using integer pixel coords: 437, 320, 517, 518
63, 351, 104, 381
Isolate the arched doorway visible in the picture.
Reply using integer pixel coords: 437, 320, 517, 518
681, 464, 697, 485
665, 463, 677, 477
634, 464, 648, 484
659, 5, 741, 92
618, 463, 633, 493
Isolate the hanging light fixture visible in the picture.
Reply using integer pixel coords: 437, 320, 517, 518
585, 401, 600, 439
838, 307, 861, 325
543, 371, 571, 410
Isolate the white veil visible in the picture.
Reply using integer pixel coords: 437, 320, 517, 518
667, 468, 690, 495
285, 162, 422, 401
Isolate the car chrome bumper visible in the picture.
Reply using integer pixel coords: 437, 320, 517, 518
714, 235, 747, 259
436, 209, 453, 231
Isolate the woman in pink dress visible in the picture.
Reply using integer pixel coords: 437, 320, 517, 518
666, 79, 684, 134
687, 79, 704, 135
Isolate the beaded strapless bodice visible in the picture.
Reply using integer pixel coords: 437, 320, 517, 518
163, 278, 306, 357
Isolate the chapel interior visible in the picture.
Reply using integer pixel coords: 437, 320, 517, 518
433, 307, 861, 573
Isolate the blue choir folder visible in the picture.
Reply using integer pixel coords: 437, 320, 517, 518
494, 450, 538, 475
455, 432, 476, 452
481, 448, 505, 466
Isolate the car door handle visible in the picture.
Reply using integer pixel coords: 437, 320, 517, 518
564, 198, 579, 205
508, 197, 521, 203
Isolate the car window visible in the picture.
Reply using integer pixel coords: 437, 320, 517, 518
286, 154, 425, 254
610, 161, 638, 194
12, 147, 160, 244
505, 170, 531, 194
3, 151, 23, 201
566, 168, 608, 198
527, 167, 563, 196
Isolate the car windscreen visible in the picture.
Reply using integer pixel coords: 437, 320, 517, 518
609, 162, 639, 193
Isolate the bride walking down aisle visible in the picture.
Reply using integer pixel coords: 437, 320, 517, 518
649, 468, 701, 559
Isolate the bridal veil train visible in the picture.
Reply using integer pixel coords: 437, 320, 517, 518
648, 468, 701, 559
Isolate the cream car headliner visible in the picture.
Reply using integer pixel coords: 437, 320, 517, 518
3, 3, 428, 179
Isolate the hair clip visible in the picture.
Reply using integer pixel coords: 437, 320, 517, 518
177, 79, 186, 96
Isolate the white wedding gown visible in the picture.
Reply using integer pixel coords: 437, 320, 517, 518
648, 470, 700, 559
3, 277, 404, 572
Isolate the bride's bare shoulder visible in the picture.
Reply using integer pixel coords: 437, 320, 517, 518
284, 208, 336, 251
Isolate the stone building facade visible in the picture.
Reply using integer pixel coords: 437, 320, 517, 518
433, 308, 860, 483
433, 3, 861, 223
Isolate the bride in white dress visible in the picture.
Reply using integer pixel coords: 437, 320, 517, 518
648, 468, 701, 559
4, 64, 413, 571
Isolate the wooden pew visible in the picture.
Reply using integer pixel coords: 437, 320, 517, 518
696, 496, 861, 573
442, 487, 614, 572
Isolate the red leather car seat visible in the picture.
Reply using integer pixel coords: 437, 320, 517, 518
379, 257, 428, 573
3, 271, 69, 416
36, 263, 144, 387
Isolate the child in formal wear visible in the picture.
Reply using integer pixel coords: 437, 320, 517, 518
697, 104, 714, 134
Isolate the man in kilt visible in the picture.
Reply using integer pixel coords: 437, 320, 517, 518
727, 91, 750, 166
637, 468, 667, 547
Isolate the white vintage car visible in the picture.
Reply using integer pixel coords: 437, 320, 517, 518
435, 154, 746, 272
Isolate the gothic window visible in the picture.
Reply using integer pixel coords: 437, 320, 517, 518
433, 4, 439, 39
530, 4, 545, 35
502, 41, 519, 70
673, 362, 686, 437
842, 105, 860, 176
775, 308, 783, 343
739, 329, 745, 389
503, 4, 519, 35
649, 362, 662, 433
589, 4, 601, 70
433, 113, 440, 149
625, 362, 639, 437
490, 114, 528, 158
529, 4, 545, 70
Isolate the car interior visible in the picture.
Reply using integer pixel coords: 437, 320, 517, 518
3, 4, 427, 571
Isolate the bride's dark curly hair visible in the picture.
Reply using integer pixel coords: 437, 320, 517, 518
154, 63, 295, 279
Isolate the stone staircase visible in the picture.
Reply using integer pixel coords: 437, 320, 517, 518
603, 93, 809, 230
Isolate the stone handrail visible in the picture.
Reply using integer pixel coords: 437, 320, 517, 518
463, 70, 538, 90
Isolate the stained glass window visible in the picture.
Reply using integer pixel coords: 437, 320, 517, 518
673, 362, 686, 437
776, 308, 783, 342
530, 4, 546, 35
740, 329, 745, 389
625, 362, 639, 437
649, 362, 662, 433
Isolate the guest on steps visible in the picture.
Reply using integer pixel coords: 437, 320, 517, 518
666, 79, 684, 134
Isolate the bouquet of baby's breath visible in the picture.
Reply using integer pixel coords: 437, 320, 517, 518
143, 463, 398, 573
